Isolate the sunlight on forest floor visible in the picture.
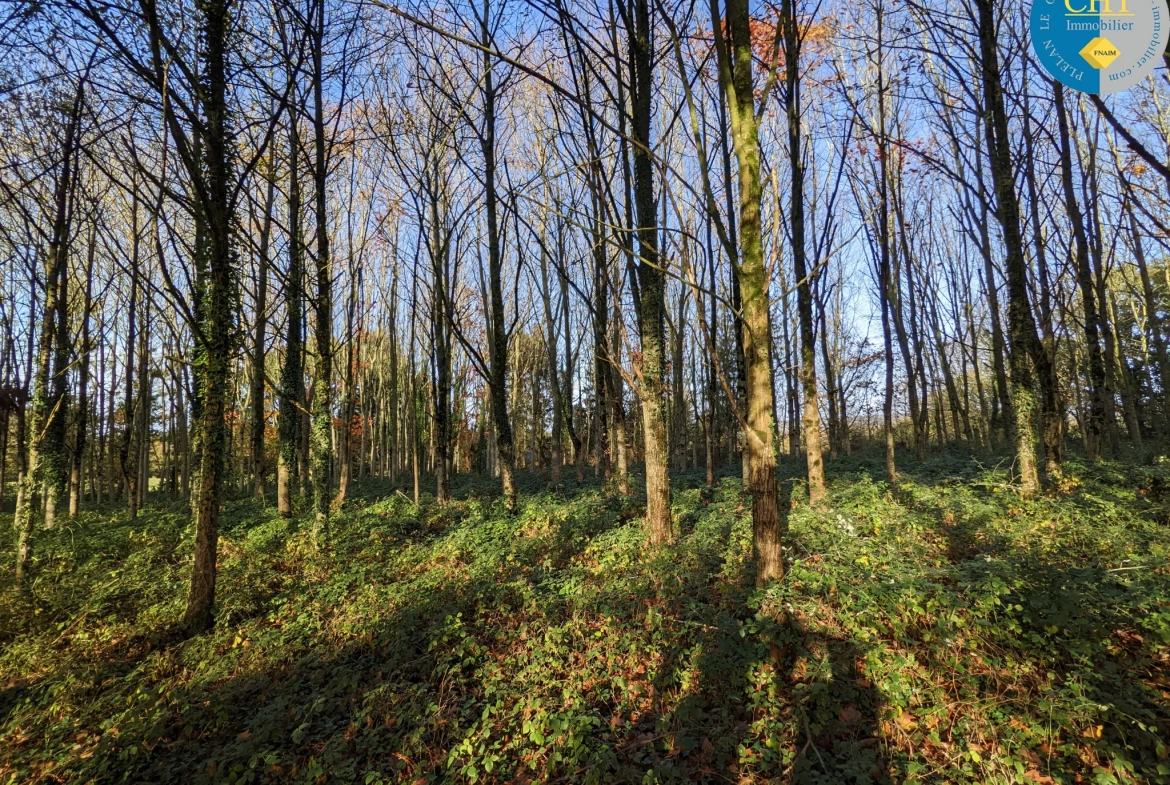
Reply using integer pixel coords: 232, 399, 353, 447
2, 447, 1169, 784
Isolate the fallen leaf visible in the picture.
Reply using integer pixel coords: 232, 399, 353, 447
839, 704, 863, 724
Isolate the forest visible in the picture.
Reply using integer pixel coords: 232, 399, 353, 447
1, 0, 1169, 781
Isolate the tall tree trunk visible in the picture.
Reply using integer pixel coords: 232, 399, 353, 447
610, 298, 630, 492
976, 0, 1046, 497
408, 266, 421, 504
703, 215, 718, 485
429, 185, 452, 504
1108, 289, 1142, 444
136, 287, 150, 509
0, 312, 12, 513
1023, 68, 1062, 479
335, 255, 360, 505
1122, 177, 1170, 433
870, 15, 896, 481
97, 331, 108, 503
183, 0, 236, 633
121, 192, 142, 519
33, 76, 85, 537
16, 236, 59, 579
69, 229, 96, 516
538, 223, 563, 485
717, 88, 746, 475
781, 0, 826, 507
1056, 82, 1107, 461
888, 173, 925, 463
309, 0, 333, 543
926, 281, 969, 444
252, 146, 276, 500
479, 0, 517, 512
590, 197, 611, 482
670, 289, 688, 470
1080, 139, 1123, 454
817, 292, 841, 458
894, 187, 929, 460
388, 249, 400, 482
13, 403, 29, 578
628, 0, 673, 544
974, 174, 1011, 441
715, 0, 786, 582
558, 254, 585, 485
45, 208, 71, 530
278, 105, 305, 518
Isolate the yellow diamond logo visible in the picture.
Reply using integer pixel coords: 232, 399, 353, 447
1080, 37, 1121, 69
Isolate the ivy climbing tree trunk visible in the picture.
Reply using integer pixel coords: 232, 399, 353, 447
310, 0, 333, 542
15, 71, 85, 578
976, 0, 1051, 497
183, 0, 238, 634
278, 91, 305, 519
44, 74, 86, 531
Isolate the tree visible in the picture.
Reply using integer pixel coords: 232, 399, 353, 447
626, 0, 674, 544
14, 64, 86, 577
782, 0, 826, 507
711, 0, 787, 581
974, 0, 1054, 497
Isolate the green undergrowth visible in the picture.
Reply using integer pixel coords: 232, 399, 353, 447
1, 448, 1169, 784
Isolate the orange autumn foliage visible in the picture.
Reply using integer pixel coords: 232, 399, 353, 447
696, 13, 836, 93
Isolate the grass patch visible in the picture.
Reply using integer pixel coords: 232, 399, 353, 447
2, 448, 1169, 783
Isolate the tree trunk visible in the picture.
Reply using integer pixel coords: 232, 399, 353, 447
251, 146, 276, 500
871, 9, 896, 481
1123, 179, 1170, 433
309, 0, 333, 543
1024, 69, 1062, 478
278, 101, 305, 519
15, 263, 48, 580
36, 76, 86, 535
335, 254, 361, 506
781, 0, 826, 507
629, 0, 673, 544
429, 182, 452, 504
976, 0, 1044, 498
704, 216, 718, 485
717, 0, 786, 582
136, 288, 151, 508
1056, 82, 1107, 461
670, 289, 688, 470
479, 1, 517, 512
717, 88, 746, 475
69, 229, 97, 516
183, 0, 235, 634
538, 222, 563, 485
975, 183, 1011, 441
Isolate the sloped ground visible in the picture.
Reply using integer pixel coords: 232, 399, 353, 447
1, 448, 1168, 784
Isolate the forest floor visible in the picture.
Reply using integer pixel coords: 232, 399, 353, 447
1, 447, 1169, 784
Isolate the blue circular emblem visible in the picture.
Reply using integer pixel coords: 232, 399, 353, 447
1031, 0, 1169, 93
